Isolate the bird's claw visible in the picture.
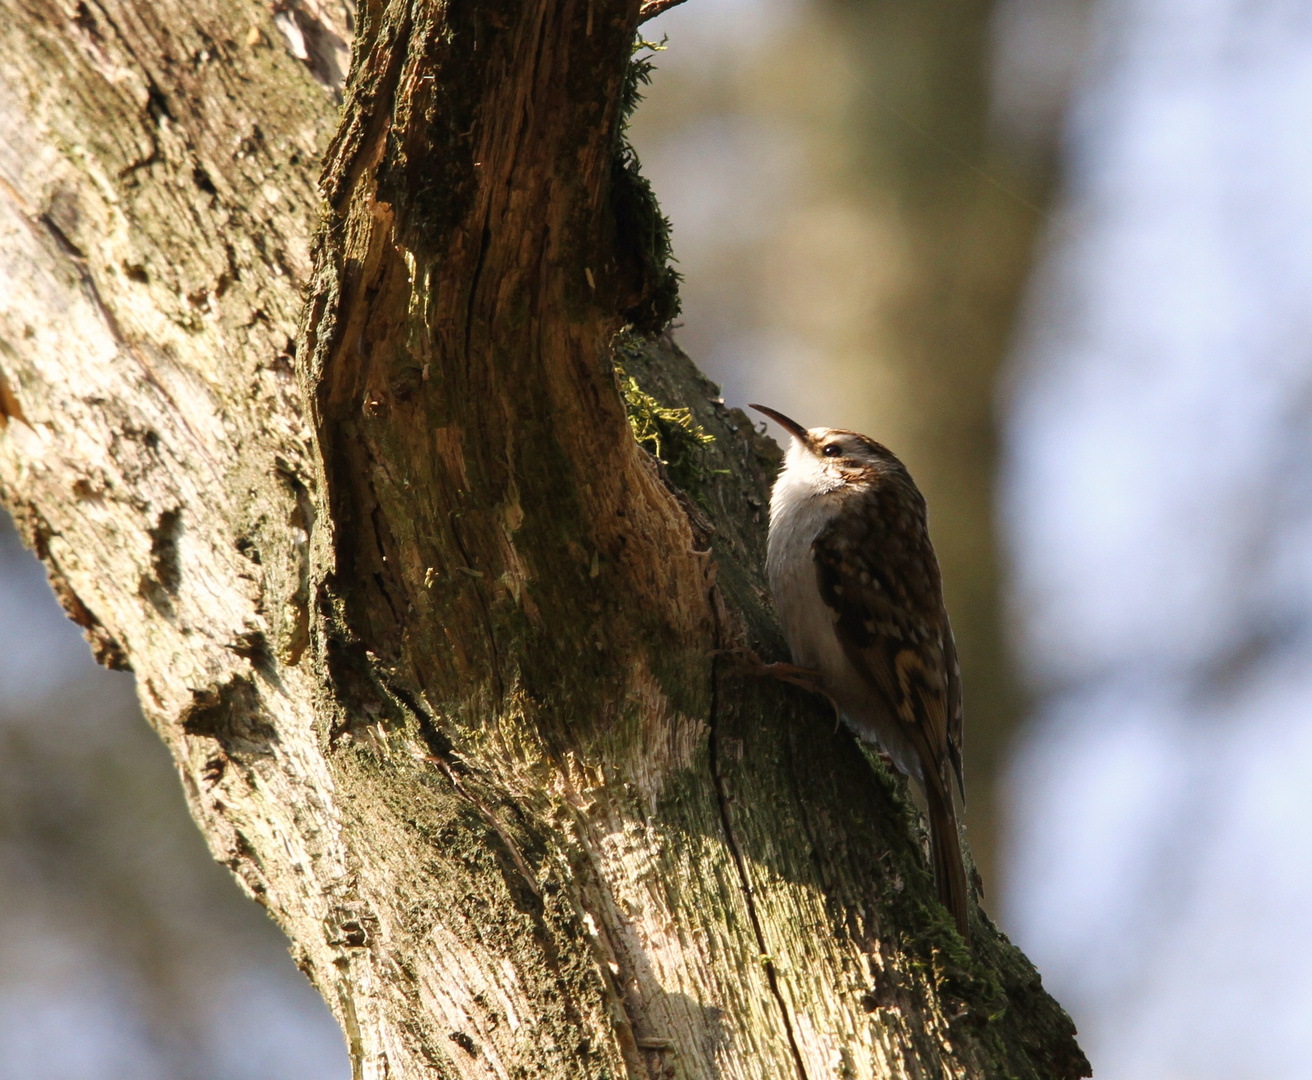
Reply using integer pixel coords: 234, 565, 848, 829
714, 647, 818, 685
713, 648, 841, 720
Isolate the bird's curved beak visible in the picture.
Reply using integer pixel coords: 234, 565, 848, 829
748, 404, 809, 443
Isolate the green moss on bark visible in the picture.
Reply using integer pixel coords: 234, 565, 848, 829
610, 38, 681, 332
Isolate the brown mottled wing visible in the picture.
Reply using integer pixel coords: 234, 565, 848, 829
811, 478, 962, 801
814, 475, 970, 939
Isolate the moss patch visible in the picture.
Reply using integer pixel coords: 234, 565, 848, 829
610, 37, 680, 333
613, 336, 717, 493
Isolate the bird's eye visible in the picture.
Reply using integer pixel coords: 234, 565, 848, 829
822, 443, 843, 457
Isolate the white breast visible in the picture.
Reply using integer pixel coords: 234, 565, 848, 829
765, 447, 844, 672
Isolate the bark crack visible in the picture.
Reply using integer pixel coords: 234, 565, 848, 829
447, 507, 504, 701
381, 677, 540, 903
27, 198, 205, 464
707, 644, 810, 1080
424, 750, 541, 902
37, 212, 130, 346
462, 222, 493, 365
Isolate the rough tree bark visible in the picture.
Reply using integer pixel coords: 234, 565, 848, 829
0, 0, 1090, 1077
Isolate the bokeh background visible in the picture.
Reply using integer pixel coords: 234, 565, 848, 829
4, 0, 1312, 1074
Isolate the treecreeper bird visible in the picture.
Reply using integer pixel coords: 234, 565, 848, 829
749, 404, 971, 943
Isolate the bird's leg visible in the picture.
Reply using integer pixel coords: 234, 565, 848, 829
715, 647, 843, 722
715, 646, 821, 689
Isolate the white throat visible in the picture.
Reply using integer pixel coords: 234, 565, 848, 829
770, 437, 842, 524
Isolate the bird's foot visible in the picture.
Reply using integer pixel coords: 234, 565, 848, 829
714, 648, 842, 721
716, 647, 822, 689
763, 661, 830, 696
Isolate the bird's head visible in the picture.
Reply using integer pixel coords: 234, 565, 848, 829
749, 404, 897, 491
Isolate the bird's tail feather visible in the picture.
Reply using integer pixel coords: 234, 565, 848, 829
926, 784, 970, 946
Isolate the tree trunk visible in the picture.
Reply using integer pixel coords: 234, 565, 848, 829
0, 0, 1089, 1077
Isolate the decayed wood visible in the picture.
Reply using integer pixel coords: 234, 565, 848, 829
0, 0, 1090, 1077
